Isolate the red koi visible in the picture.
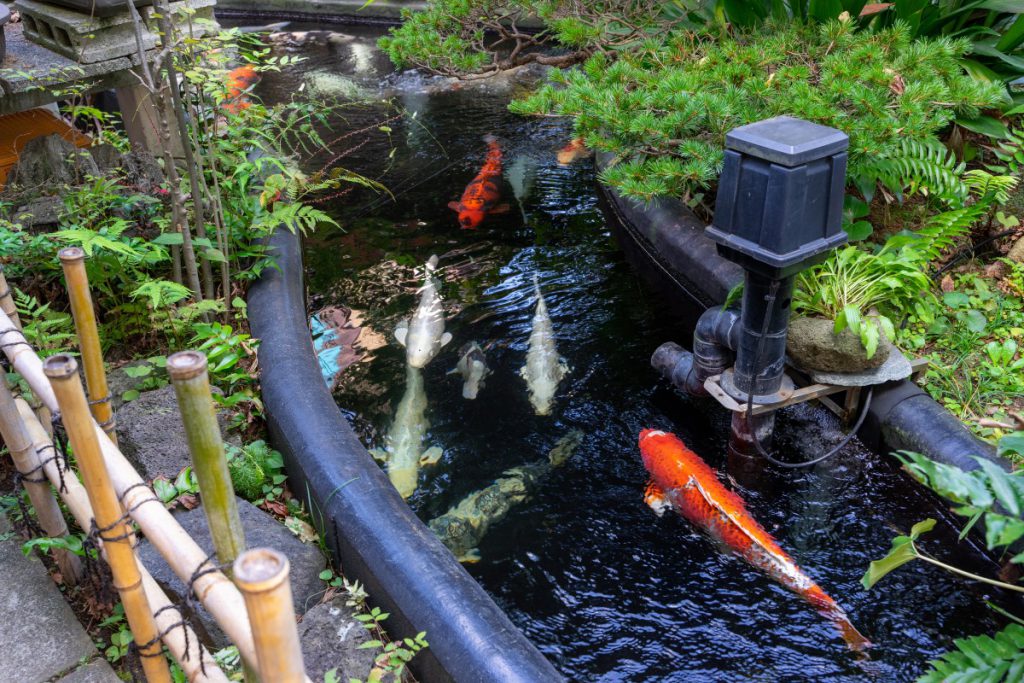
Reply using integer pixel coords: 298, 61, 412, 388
639, 429, 871, 651
449, 135, 510, 229
556, 136, 590, 166
223, 65, 260, 114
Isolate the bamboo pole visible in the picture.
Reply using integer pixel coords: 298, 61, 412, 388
16, 399, 228, 683
59, 247, 117, 444
0, 366, 80, 582
44, 355, 172, 683
0, 310, 313, 681
0, 264, 20, 330
234, 549, 307, 683
168, 351, 246, 564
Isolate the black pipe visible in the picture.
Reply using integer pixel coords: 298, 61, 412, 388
732, 273, 794, 399
248, 228, 562, 683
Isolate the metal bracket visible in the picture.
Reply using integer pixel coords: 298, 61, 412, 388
704, 357, 930, 422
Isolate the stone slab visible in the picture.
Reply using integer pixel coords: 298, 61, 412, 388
299, 598, 375, 683
805, 347, 914, 387
56, 658, 121, 682
0, 515, 100, 683
135, 498, 326, 648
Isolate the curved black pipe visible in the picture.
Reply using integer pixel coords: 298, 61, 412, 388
599, 181, 1003, 470
248, 228, 562, 683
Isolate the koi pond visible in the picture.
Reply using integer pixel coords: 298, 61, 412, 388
254, 24, 1002, 681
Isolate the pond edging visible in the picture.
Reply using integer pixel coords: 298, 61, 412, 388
248, 227, 563, 683
598, 181, 1007, 472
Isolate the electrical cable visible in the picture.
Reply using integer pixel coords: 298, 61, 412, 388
743, 278, 874, 469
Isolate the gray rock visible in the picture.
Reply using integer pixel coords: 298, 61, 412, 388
106, 360, 163, 411
786, 316, 891, 373
0, 515, 101, 682
115, 384, 239, 480
5, 134, 98, 195
1009, 234, 1024, 263
57, 658, 121, 682
808, 347, 913, 387
120, 149, 165, 194
134, 498, 327, 649
12, 194, 63, 229
87, 143, 122, 175
299, 598, 375, 683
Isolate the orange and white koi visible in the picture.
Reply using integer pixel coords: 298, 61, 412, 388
556, 137, 591, 165
639, 429, 871, 651
223, 64, 260, 113
449, 135, 510, 229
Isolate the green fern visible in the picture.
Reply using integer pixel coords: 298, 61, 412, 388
919, 624, 1024, 683
13, 288, 76, 355
859, 139, 968, 205
964, 169, 1018, 206
991, 128, 1024, 176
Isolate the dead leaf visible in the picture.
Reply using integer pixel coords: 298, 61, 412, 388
860, 3, 893, 17
940, 275, 954, 293
284, 516, 318, 544
261, 499, 288, 517
890, 73, 905, 96
178, 494, 199, 510
984, 261, 1007, 280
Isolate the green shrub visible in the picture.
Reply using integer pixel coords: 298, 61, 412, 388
513, 19, 1002, 201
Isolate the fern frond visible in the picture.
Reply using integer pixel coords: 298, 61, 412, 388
964, 169, 1018, 206
860, 139, 967, 205
919, 623, 1024, 683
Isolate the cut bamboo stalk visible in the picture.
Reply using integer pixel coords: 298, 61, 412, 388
59, 247, 117, 444
234, 548, 307, 683
0, 264, 21, 330
44, 354, 172, 683
16, 398, 228, 683
0, 310, 314, 682
0, 366, 80, 582
168, 351, 246, 565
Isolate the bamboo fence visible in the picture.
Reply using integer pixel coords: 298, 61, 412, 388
59, 247, 117, 444
0, 307, 313, 682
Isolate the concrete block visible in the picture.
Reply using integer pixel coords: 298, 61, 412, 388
0, 515, 100, 682
14, 0, 216, 64
57, 658, 121, 682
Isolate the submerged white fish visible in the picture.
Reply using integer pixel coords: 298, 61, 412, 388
370, 364, 442, 499
520, 277, 569, 415
395, 255, 452, 368
451, 342, 491, 400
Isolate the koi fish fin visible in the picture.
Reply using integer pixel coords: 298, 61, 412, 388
489, 203, 511, 214
419, 446, 443, 467
426, 254, 439, 272
644, 481, 672, 517
459, 548, 482, 563
440, 332, 453, 347
689, 477, 762, 548
837, 616, 872, 652
448, 201, 462, 212
395, 320, 408, 347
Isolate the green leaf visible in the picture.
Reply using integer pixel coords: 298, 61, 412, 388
958, 116, 1010, 140
151, 232, 185, 246
844, 220, 873, 241
944, 291, 970, 309
861, 519, 936, 589
153, 478, 177, 503
962, 309, 988, 333
998, 432, 1024, 458
976, 459, 1022, 517
861, 320, 880, 359
121, 389, 140, 402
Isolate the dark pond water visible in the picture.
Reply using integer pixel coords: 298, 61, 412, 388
252, 24, 1004, 681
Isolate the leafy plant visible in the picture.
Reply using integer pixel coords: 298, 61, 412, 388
864, 434, 1024, 680
351, 606, 429, 683
13, 288, 76, 356
225, 440, 285, 505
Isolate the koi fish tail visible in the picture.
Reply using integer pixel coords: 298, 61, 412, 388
835, 615, 872, 652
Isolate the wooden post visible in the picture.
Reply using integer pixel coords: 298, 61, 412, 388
44, 354, 172, 683
168, 351, 245, 565
0, 366, 80, 582
59, 247, 117, 444
234, 548, 307, 683
0, 263, 20, 330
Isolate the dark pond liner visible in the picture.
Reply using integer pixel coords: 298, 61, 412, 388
598, 182, 1007, 474
248, 227, 563, 683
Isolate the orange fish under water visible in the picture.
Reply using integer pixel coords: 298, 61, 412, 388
556, 137, 591, 165
449, 136, 510, 229
639, 429, 871, 651
223, 64, 260, 113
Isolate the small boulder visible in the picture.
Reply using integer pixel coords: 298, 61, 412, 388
135, 498, 327, 649
115, 384, 239, 480
787, 316, 891, 374
1008, 235, 1024, 263
299, 598, 375, 682
5, 134, 98, 196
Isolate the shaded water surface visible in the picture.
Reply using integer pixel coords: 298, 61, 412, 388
253, 24, 1002, 681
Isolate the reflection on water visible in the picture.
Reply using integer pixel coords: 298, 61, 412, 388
252, 24, 1004, 681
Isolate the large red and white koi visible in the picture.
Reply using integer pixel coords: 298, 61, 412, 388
449, 136, 510, 229
639, 428, 871, 651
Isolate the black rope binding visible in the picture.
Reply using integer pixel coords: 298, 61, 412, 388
743, 279, 874, 469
